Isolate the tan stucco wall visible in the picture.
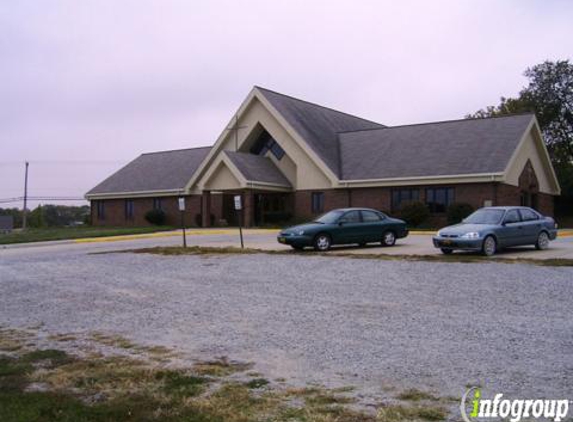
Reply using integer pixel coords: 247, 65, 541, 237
505, 129, 557, 194
196, 96, 332, 191
203, 162, 242, 191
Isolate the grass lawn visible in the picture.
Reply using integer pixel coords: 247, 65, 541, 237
127, 246, 573, 267
0, 226, 175, 245
0, 328, 450, 422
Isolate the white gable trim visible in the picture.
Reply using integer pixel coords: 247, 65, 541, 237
253, 88, 339, 184
502, 117, 561, 195
184, 87, 337, 192
198, 153, 292, 192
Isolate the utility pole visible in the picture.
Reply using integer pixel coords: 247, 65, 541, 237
22, 161, 29, 230
226, 115, 247, 151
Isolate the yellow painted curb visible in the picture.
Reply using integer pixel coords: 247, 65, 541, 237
73, 229, 279, 244
559, 230, 573, 238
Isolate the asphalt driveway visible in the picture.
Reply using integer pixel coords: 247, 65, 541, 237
3, 229, 573, 260
1, 240, 572, 404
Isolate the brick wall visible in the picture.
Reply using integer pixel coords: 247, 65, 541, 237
92, 181, 555, 228
91, 195, 202, 227
293, 182, 555, 226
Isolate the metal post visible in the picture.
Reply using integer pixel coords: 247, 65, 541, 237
226, 115, 247, 152
22, 161, 29, 230
234, 115, 239, 150
238, 208, 244, 249
181, 210, 187, 248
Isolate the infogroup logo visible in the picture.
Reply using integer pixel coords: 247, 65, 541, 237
460, 387, 570, 422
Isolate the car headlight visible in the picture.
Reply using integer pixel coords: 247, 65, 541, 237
461, 232, 480, 239
295, 230, 305, 235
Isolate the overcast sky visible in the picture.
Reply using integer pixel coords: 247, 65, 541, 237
1, 0, 572, 208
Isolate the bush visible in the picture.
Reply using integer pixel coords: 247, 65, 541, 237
145, 209, 166, 226
447, 203, 474, 225
399, 202, 430, 227
262, 211, 293, 225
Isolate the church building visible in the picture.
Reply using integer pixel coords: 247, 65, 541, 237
86, 87, 561, 227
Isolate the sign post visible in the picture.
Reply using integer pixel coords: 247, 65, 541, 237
234, 195, 244, 249
178, 197, 187, 248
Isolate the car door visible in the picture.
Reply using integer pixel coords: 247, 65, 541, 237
334, 210, 362, 244
360, 210, 384, 242
497, 209, 524, 247
518, 208, 542, 244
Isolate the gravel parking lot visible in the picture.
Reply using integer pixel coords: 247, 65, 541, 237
1, 243, 572, 403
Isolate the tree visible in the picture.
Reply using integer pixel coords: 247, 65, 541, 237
468, 60, 573, 213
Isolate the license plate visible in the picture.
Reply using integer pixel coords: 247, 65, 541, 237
441, 239, 452, 245
278, 237, 286, 244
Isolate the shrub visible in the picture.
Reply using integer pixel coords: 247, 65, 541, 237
144, 209, 166, 226
399, 202, 430, 227
447, 202, 474, 225
262, 211, 293, 225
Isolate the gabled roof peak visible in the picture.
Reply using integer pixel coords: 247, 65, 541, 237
254, 85, 384, 127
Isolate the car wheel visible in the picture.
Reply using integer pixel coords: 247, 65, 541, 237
291, 245, 304, 251
481, 235, 497, 256
313, 233, 331, 251
440, 248, 453, 255
535, 231, 550, 250
381, 231, 396, 247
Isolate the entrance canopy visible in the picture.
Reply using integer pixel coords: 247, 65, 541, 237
200, 151, 292, 192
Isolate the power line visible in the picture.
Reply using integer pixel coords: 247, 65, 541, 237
0, 196, 87, 204
0, 159, 130, 164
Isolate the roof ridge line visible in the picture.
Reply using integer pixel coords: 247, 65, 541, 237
337, 112, 536, 135
254, 85, 386, 127
141, 146, 212, 156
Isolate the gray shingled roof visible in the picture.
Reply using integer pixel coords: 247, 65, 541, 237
87, 147, 211, 195
339, 114, 534, 180
225, 151, 291, 187
257, 87, 385, 177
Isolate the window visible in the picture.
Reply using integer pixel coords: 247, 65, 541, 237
96, 201, 105, 220
361, 210, 382, 222
391, 188, 419, 211
311, 192, 324, 214
519, 208, 539, 221
125, 199, 134, 220
425, 187, 454, 213
153, 198, 163, 210
250, 129, 285, 160
504, 209, 521, 224
269, 140, 285, 160
340, 210, 361, 223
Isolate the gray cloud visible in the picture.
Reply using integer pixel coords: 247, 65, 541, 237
1, 0, 572, 207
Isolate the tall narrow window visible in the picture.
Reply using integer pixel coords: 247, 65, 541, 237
125, 200, 134, 220
96, 201, 105, 220
153, 198, 163, 210
311, 192, 324, 214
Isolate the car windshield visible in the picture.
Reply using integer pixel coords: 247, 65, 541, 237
463, 209, 505, 225
314, 210, 345, 224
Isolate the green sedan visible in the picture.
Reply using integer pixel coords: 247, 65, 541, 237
277, 208, 409, 251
